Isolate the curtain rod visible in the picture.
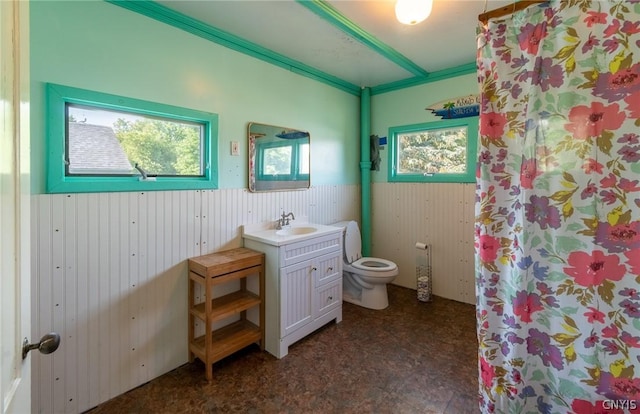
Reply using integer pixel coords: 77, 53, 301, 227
478, 1, 546, 25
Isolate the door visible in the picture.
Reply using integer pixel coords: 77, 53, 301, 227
1, 1, 31, 412
280, 261, 313, 336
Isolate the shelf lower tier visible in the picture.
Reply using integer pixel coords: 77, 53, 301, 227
190, 320, 262, 364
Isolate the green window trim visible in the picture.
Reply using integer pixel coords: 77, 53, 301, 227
388, 116, 478, 183
46, 83, 218, 193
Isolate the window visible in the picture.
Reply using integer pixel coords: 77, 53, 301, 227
256, 138, 309, 182
46, 83, 218, 193
388, 117, 478, 183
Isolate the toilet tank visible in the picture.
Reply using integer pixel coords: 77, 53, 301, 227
331, 221, 351, 230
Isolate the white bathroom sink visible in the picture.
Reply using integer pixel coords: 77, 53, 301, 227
242, 221, 342, 246
275, 226, 317, 236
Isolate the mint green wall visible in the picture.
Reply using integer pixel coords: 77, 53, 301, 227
30, 1, 360, 194
370, 73, 479, 183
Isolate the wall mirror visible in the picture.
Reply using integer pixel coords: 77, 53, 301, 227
248, 122, 310, 192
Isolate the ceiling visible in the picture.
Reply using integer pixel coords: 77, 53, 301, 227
117, 0, 513, 95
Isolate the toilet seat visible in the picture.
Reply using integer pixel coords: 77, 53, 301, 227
351, 257, 397, 272
340, 221, 398, 276
344, 258, 398, 278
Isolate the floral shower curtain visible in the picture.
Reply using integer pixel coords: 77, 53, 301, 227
476, 2, 640, 412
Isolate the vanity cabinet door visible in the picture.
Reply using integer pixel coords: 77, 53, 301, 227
280, 260, 313, 337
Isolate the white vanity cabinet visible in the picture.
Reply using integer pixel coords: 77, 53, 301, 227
243, 225, 343, 358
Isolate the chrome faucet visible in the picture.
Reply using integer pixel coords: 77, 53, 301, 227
276, 212, 295, 229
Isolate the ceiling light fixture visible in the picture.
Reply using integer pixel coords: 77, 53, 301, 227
395, 0, 433, 25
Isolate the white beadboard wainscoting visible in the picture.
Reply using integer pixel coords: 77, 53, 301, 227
371, 182, 476, 305
31, 185, 360, 414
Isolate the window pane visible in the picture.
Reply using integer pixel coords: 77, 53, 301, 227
299, 143, 310, 174
263, 146, 292, 175
397, 126, 467, 175
66, 104, 204, 176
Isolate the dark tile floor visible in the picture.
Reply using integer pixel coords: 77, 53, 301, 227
87, 285, 478, 414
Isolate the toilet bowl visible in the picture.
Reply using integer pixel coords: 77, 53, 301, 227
332, 221, 398, 310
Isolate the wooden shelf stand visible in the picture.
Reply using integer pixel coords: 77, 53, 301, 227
188, 247, 265, 381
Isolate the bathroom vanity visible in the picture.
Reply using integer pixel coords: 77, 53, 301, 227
242, 222, 343, 358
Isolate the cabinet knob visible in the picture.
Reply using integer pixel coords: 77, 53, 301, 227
328, 296, 333, 301
327, 267, 333, 272
312, 267, 317, 271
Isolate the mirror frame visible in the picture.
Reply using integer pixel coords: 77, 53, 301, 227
248, 122, 310, 192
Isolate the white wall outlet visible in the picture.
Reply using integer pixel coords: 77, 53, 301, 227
231, 141, 239, 156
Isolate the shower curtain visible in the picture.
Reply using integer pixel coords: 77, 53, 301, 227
476, 2, 640, 412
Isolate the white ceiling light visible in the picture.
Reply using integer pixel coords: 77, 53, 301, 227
395, 0, 433, 25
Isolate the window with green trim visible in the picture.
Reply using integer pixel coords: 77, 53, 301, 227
46, 83, 218, 193
256, 138, 309, 182
388, 117, 478, 183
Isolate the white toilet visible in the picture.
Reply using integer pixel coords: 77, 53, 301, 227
333, 221, 398, 310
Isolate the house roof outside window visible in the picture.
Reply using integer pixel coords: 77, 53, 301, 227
67, 122, 132, 175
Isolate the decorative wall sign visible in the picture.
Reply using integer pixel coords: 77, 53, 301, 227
426, 94, 480, 119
